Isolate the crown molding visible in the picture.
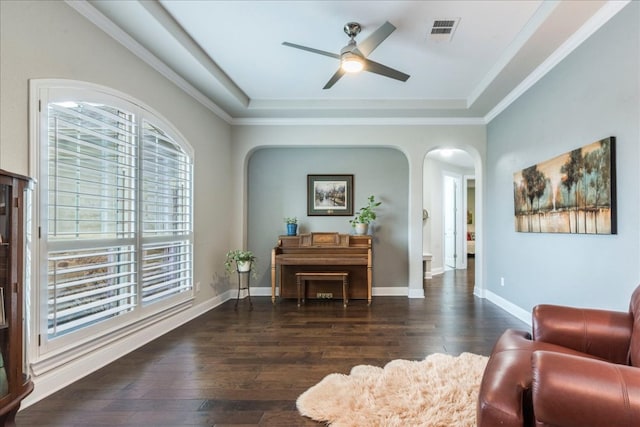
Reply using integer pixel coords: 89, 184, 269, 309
231, 116, 486, 126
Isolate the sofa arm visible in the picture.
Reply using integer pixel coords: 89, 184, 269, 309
532, 304, 632, 363
532, 351, 640, 427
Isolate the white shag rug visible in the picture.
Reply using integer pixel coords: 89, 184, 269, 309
296, 352, 487, 427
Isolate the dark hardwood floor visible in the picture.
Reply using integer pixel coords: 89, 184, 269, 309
17, 258, 528, 426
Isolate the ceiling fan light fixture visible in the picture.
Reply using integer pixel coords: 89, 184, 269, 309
282, 20, 409, 88
341, 52, 364, 73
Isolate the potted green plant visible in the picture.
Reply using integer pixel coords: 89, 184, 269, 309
224, 249, 256, 275
284, 217, 298, 236
349, 195, 381, 235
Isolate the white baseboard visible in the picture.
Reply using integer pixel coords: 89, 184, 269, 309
482, 289, 532, 326
407, 288, 425, 298
431, 267, 445, 276
374, 287, 409, 296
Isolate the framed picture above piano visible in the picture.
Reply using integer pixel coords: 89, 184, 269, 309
307, 174, 354, 216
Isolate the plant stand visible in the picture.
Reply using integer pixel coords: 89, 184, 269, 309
234, 268, 253, 311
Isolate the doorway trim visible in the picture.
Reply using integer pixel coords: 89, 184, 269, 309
443, 171, 464, 270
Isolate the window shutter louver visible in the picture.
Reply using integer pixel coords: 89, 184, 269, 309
140, 120, 192, 306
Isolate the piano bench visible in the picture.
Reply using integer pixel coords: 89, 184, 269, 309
295, 272, 349, 308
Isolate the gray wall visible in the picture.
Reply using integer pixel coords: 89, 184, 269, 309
247, 147, 409, 290
486, 1, 640, 311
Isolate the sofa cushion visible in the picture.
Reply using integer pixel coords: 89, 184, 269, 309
477, 329, 603, 427
532, 351, 640, 427
477, 329, 606, 427
533, 304, 632, 364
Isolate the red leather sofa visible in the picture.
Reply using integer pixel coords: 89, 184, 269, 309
477, 284, 640, 427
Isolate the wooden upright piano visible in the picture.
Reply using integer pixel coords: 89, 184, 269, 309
271, 232, 372, 304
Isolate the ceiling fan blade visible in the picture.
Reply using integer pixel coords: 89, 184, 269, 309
356, 21, 396, 57
363, 58, 410, 82
323, 68, 346, 89
282, 42, 340, 59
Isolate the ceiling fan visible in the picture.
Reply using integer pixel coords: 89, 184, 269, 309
282, 21, 410, 89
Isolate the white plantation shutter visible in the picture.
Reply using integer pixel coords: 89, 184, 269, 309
47, 102, 136, 240
141, 120, 192, 305
47, 245, 136, 337
40, 83, 193, 350
141, 241, 191, 305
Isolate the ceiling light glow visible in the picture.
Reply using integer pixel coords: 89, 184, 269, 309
341, 52, 363, 73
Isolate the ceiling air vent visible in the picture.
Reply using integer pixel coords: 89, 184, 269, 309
429, 18, 460, 42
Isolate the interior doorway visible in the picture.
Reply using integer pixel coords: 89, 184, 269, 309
443, 174, 461, 270
423, 148, 476, 278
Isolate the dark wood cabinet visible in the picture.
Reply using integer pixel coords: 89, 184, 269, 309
0, 170, 34, 426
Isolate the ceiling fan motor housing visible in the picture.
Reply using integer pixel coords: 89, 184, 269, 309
343, 22, 361, 38
340, 39, 359, 55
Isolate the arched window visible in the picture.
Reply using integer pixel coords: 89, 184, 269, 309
32, 80, 193, 356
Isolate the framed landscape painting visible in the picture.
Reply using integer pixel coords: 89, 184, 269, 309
513, 137, 616, 234
307, 174, 353, 216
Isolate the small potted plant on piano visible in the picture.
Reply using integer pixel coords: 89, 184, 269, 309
224, 250, 256, 276
284, 216, 298, 236
349, 195, 381, 235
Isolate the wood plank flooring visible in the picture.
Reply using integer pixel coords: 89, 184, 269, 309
17, 259, 528, 426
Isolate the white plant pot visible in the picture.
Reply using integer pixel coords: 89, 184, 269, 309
354, 223, 369, 235
237, 260, 252, 272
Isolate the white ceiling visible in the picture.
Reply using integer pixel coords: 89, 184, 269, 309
81, 0, 625, 123
428, 148, 475, 169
